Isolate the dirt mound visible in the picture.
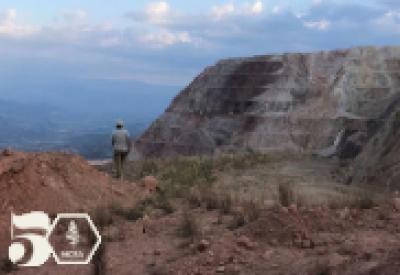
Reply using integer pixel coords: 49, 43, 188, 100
0, 150, 138, 261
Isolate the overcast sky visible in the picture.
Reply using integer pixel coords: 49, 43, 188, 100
0, 0, 399, 87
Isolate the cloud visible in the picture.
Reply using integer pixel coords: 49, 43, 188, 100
373, 11, 400, 33
312, 0, 323, 6
126, 1, 173, 25
250, 1, 263, 14
0, 9, 37, 37
139, 30, 192, 48
146, 1, 170, 24
2, 1, 400, 88
304, 19, 331, 30
125, 1, 267, 47
62, 9, 87, 24
272, 5, 284, 14
211, 1, 264, 19
377, 0, 400, 8
0, 8, 15, 24
110, 1, 400, 55
99, 36, 121, 48
211, 3, 235, 19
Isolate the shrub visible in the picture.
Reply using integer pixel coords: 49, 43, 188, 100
219, 194, 233, 214
202, 189, 220, 210
161, 158, 215, 189
242, 199, 261, 222
132, 159, 160, 180
148, 265, 169, 275
112, 200, 147, 221
92, 206, 113, 229
187, 187, 203, 208
229, 212, 247, 229
214, 152, 272, 171
228, 199, 261, 230
178, 210, 199, 239
354, 192, 377, 210
123, 207, 144, 221
278, 182, 294, 207
153, 193, 175, 214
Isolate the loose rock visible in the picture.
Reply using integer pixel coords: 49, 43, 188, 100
197, 240, 210, 252
237, 235, 257, 250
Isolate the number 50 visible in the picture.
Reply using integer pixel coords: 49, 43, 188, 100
9, 212, 53, 267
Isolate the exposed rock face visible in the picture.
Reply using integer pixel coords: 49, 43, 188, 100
136, 47, 400, 161
350, 98, 400, 187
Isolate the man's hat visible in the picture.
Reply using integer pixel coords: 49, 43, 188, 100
116, 120, 124, 127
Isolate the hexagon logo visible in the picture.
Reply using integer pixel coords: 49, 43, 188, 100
47, 213, 101, 265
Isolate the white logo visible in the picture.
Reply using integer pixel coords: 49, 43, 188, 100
9, 212, 101, 267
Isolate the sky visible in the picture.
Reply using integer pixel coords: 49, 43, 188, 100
0, 0, 400, 88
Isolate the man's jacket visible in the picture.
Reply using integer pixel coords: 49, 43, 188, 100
112, 129, 131, 153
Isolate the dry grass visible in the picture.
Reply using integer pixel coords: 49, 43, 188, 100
110, 200, 146, 221
278, 181, 295, 207
178, 209, 200, 239
287, 183, 379, 209
213, 152, 274, 171
97, 152, 386, 239
110, 193, 175, 223
229, 198, 262, 229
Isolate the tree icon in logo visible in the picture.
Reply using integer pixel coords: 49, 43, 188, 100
66, 220, 80, 247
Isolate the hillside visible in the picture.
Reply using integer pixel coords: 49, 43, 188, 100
135, 46, 400, 188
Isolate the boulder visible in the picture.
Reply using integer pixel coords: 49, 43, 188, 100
142, 176, 158, 193
197, 239, 210, 252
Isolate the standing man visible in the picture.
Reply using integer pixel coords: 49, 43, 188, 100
112, 120, 131, 179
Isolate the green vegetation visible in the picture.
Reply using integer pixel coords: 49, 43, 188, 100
107, 153, 273, 228
124, 152, 276, 182
351, 191, 378, 210
213, 152, 275, 171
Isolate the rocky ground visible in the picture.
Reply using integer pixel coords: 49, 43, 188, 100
95, 154, 400, 275
1, 151, 400, 275
98, 201, 400, 275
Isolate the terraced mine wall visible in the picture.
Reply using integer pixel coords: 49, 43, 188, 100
135, 47, 400, 170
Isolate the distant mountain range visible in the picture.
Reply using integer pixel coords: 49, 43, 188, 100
0, 78, 179, 159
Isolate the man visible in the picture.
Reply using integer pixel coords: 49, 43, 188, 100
112, 120, 131, 179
